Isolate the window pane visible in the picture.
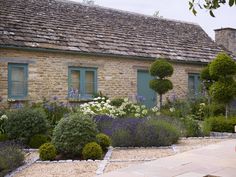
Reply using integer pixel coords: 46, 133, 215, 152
85, 71, 95, 94
9, 64, 27, 99
70, 70, 80, 92
12, 67, 24, 81
188, 75, 195, 94
11, 81, 25, 96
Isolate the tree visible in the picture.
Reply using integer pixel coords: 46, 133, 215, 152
189, 0, 236, 17
149, 59, 173, 109
207, 52, 236, 118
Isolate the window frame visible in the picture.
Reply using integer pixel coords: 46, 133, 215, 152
68, 67, 97, 100
8, 63, 28, 100
188, 73, 201, 97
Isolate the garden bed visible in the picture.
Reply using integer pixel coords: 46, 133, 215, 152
11, 138, 228, 177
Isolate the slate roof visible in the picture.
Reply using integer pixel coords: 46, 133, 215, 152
0, 0, 224, 63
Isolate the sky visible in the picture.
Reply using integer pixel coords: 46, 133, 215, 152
72, 0, 236, 40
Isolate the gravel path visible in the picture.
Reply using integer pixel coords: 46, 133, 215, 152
12, 138, 228, 177
14, 162, 98, 177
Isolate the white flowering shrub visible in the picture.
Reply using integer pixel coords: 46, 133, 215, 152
0, 114, 8, 134
80, 97, 149, 118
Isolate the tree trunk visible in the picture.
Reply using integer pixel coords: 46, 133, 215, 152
225, 104, 228, 119
160, 94, 162, 110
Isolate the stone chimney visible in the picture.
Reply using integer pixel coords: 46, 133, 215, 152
215, 28, 236, 56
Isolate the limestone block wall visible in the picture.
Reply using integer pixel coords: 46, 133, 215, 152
0, 48, 204, 106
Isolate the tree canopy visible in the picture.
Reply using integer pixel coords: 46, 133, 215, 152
189, 0, 236, 17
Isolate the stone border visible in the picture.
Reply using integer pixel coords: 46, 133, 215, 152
5, 154, 39, 177
96, 146, 113, 175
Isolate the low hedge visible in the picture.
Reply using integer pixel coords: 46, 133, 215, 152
203, 116, 236, 134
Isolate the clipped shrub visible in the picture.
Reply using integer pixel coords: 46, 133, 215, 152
28, 134, 49, 149
0, 134, 8, 142
52, 113, 98, 156
135, 119, 180, 147
203, 116, 236, 133
0, 144, 24, 177
149, 59, 173, 78
82, 142, 103, 160
39, 143, 57, 161
96, 133, 111, 151
209, 52, 236, 79
4, 108, 48, 143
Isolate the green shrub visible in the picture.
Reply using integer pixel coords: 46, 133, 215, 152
52, 113, 98, 156
203, 116, 236, 133
0, 144, 24, 177
0, 134, 8, 142
181, 115, 202, 137
149, 59, 173, 78
204, 103, 225, 117
4, 108, 48, 143
135, 119, 180, 147
96, 133, 111, 151
82, 142, 103, 160
28, 134, 49, 148
110, 98, 124, 107
39, 143, 57, 161
111, 129, 134, 147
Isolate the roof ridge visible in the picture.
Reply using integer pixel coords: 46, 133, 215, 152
58, 0, 200, 26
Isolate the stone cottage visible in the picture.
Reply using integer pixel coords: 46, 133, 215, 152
0, 0, 226, 107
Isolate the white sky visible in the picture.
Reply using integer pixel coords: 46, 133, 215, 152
71, 0, 236, 40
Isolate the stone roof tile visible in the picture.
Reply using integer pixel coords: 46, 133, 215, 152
0, 0, 225, 62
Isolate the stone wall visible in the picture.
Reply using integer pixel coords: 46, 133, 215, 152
215, 28, 236, 56
0, 48, 204, 106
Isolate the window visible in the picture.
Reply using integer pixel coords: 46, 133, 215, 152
8, 63, 28, 99
188, 73, 201, 97
68, 67, 97, 99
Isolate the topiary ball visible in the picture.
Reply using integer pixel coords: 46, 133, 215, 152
210, 80, 236, 104
52, 113, 98, 156
209, 52, 236, 79
82, 142, 102, 160
28, 134, 49, 149
149, 79, 173, 95
0, 134, 8, 142
39, 143, 57, 161
96, 133, 111, 151
149, 59, 173, 78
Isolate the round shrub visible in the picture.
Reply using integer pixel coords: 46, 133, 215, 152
52, 113, 98, 156
135, 119, 180, 147
149, 79, 173, 94
4, 108, 48, 143
39, 143, 56, 161
149, 59, 173, 78
0, 134, 8, 142
210, 80, 236, 104
96, 133, 111, 151
209, 52, 236, 79
28, 134, 49, 148
82, 142, 102, 160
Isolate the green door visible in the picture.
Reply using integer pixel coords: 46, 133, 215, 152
137, 70, 157, 108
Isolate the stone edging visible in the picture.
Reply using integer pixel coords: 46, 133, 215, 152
96, 146, 113, 175
5, 155, 39, 177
